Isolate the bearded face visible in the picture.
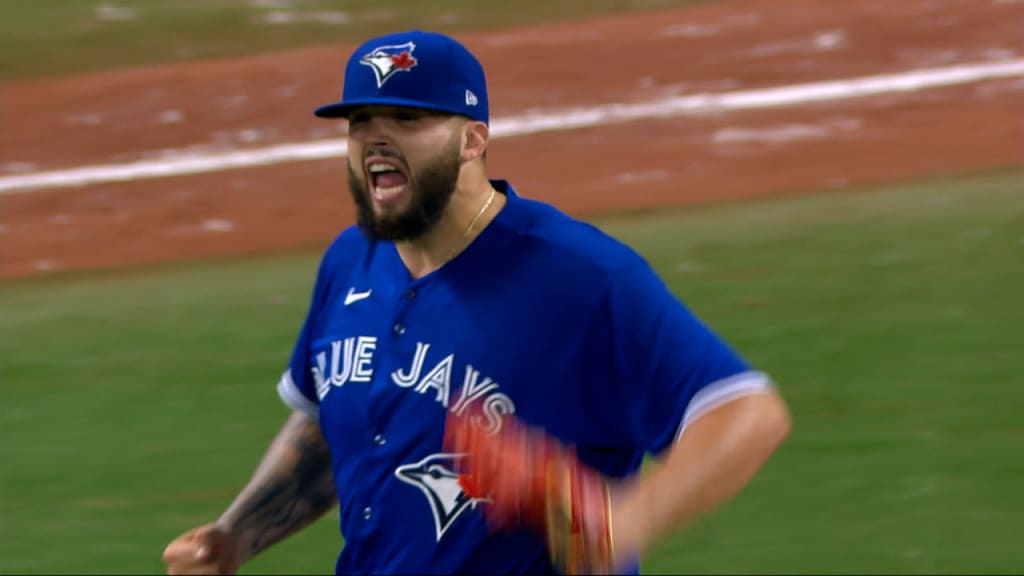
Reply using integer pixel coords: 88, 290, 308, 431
348, 130, 463, 242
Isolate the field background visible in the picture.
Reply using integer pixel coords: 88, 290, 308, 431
0, 0, 709, 79
1, 0, 1022, 574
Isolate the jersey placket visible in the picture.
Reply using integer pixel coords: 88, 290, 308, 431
350, 276, 430, 542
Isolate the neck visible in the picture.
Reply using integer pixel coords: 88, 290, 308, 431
395, 177, 504, 279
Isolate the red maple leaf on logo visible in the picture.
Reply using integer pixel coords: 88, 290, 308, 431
391, 51, 417, 70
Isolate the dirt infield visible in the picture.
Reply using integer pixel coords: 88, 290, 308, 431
1, 0, 1021, 279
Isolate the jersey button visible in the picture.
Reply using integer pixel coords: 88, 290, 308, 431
402, 288, 417, 300
373, 433, 386, 446
362, 506, 372, 520
392, 323, 406, 336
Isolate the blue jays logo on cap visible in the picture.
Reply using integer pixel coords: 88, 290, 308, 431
313, 30, 490, 124
360, 41, 419, 88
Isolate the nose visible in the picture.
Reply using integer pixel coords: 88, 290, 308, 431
359, 132, 403, 163
350, 115, 394, 146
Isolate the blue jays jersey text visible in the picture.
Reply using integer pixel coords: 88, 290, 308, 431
277, 180, 773, 574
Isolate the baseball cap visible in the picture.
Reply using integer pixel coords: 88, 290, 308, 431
314, 30, 489, 124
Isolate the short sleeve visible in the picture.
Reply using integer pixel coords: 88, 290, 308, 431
605, 256, 774, 456
276, 251, 337, 421
276, 315, 322, 421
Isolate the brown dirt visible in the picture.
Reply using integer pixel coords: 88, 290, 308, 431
1, 0, 1021, 279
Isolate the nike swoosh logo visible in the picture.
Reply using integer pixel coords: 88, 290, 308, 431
344, 287, 372, 306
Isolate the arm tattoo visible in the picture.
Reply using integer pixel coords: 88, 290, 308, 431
219, 412, 337, 560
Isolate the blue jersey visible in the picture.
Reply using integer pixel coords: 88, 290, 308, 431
277, 180, 772, 574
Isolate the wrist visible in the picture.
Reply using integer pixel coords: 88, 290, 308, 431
609, 482, 655, 566
213, 517, 249, 563
213, 514, 238, 539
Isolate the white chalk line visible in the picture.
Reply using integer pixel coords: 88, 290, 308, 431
2, 58, 1022, 195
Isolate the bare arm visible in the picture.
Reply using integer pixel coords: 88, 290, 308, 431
611, 389, 791, 561
216, 410, 337, 564
163, 410, 336, 574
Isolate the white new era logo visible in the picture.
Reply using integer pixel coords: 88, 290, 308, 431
345, 287, 372, 306
465, 89, 479, 106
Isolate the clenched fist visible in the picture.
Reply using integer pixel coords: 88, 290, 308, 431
444, 414, 615, 574
162, 523, 242, 575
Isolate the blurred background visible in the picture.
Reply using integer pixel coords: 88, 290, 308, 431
1, 0, 1022, 573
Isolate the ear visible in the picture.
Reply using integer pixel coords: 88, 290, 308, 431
461, 121, 490, 162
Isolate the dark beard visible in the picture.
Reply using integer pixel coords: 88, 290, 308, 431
347, 141, 461, 242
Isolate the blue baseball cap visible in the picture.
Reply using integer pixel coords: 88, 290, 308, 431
314, 30, 489, 124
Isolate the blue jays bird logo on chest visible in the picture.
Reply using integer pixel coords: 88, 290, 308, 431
360, 42, 419, 88
395, 453, 488, 541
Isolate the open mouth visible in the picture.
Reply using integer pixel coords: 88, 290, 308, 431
366, 159, 410, 204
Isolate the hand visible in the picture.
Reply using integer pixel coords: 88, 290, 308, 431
162, 523, 242, 575
445, 414, 619, 574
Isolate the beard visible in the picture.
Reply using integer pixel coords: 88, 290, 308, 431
348, 137, 462, 242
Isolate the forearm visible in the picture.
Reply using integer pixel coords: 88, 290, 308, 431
216, 410, 337, 563
613, 390, 791, 559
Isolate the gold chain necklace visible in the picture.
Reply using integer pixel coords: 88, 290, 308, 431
446, 187, 495, 263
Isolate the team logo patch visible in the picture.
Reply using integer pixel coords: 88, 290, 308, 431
360, 42, 418, 88
395, 453, 488, 541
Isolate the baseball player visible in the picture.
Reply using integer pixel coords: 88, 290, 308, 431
162, 30, 791, 575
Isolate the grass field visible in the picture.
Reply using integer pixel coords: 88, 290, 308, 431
2, 168, 1021, 574
0, 0, 708, 80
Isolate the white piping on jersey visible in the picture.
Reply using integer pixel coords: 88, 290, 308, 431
674, 370, 775, 443
278, 369, 320, 421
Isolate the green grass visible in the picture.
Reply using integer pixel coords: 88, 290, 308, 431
0, 0, 709, 80
2, 168, 1022, 574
